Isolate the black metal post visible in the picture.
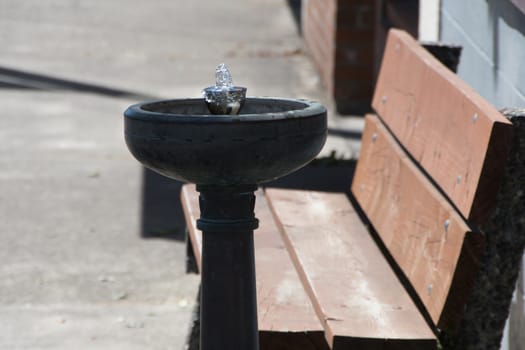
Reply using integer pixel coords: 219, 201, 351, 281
196, 184, 260, 350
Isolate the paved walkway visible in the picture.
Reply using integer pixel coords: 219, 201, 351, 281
0, 1, 362, 349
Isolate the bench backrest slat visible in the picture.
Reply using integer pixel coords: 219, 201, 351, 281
352, 114, 483, 331
372, 29, 513, 224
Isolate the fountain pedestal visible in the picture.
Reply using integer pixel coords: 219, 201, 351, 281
198, 184, 258, 350
124, 97, 326, 350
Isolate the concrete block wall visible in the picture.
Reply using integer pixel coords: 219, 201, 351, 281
302, 0, 375, 114
440, 1, 525, 349
503, 263, 525, 350
441, 0, 525, 109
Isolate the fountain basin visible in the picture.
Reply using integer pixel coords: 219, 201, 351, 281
124, 97, 327, 185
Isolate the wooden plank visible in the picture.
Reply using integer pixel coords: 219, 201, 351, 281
181, 185, 203, 272
351, 114, 484, 331
372, 29, 513, 224
265, 188, 437, 349
180, 185, 326, 344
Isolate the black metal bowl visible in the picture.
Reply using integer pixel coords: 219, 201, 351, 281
124, 97, 327, 185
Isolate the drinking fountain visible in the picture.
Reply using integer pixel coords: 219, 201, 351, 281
124, 64, 327, 350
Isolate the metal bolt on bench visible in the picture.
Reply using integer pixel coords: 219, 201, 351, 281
124, 64, 327, 350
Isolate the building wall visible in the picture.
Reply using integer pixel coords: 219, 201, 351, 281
333, 1, 376, 113
302, 0, 376, 114
440, 1, 525, 349
441, 0, 525, 109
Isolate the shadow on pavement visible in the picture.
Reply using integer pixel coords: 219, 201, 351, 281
327, 127, 362, 140
140, 167, 186, 241
266, 161, 356, 193
0, 66, 156, 100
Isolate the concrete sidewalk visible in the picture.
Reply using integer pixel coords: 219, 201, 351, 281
0, 1, 362, 349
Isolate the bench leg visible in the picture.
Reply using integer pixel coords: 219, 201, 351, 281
185, 227, 199, 274
197, 184, 259, 350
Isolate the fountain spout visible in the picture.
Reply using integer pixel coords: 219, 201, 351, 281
202, 63, 247, 115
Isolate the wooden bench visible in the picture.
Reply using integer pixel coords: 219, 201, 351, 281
182, 29, 525, 350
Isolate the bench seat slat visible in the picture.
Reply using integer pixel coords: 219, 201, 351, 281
181, 185, 325, 339
352, 114, 484, 331
372, 29, 513, 223
265, 188, 437, 349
